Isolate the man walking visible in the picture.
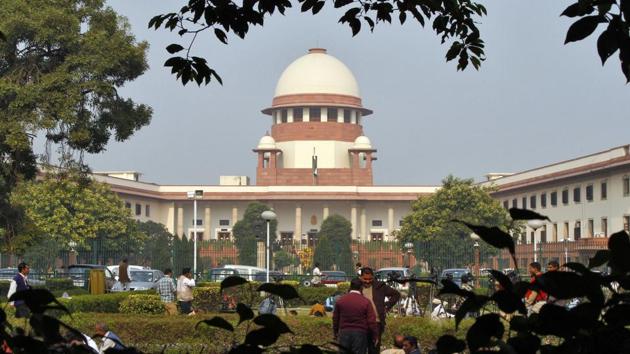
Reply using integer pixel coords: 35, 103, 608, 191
157, 268, 177, 315
118, 258, 131, 290
333, 278, 379, 354
360, 267, 401, 354
177, 267, 196, 315
7, 262, 31, 318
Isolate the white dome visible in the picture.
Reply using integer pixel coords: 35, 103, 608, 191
274, 48, 360, 98
352, 136, 372, 150
257, 135, 276, 150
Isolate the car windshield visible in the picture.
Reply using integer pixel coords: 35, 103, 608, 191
69, 267, 90, 274
130, 271, 154, 282
210, 269, 234, 280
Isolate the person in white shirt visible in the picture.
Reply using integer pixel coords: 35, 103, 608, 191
312, 263, 322, 285
94, 323, 123, 354
177, 267, 196, 315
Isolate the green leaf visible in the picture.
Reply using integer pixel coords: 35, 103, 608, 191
196, 316, 234, 332
564, 15, 603, 44
166, 43, 185, 54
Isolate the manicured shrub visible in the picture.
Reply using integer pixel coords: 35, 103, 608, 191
192, 287, 222, 312
279, 280, 299, 287
45, 278, 75, 291
336, 282, 350, 293
119, 294, 164, 315
59, 292, 130, 314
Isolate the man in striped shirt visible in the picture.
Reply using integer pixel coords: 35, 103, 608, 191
157, 268, 177, 315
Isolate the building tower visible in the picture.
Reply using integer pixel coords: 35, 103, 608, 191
255, 48, 376, 186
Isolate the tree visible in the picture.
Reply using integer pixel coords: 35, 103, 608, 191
273, 250, 299, 271
137, 221, 174, 272
10, 173, 143, 255
398, 175, 516, 271
232, 202, 277, 266
0, 0, 152, 247
152, 0, 630, 86
313, 215, 353, 274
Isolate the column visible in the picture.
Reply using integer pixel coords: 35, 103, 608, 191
387, 207, 395, 237
204, 207, 211, 240
295, 205, 302, 242
321, 107, 328, 122
303, 108, 310, 122
351, 205, 357, 239
232, 206, 238, 225
323, 205, 329, 220
166, 202, 176, 235
177, 206, 184, 238
360, 207, 367, 241
288, 108, 294, 122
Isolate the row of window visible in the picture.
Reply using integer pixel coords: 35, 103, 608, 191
273, 107, 362, 124
503, 177, 630, 210
371, 220, 405, 227
521, 215, 630, 244
125, 202, 150, 217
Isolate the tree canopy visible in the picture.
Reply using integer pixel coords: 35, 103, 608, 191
398, 175, 516, 270
0, 0, 152, 246
313, 214, 353, 274
151, 0, 630, 86
232, 202, 277, 266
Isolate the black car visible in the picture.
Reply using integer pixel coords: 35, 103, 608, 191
68, 264, 115, 289
253, 271, 284, 282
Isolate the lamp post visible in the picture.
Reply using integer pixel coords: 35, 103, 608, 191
470, 233, 481, 277
261, 210, 277, 283
560, 238, 570, 264
527, 219, 545, 263
187, 190, 203, 279
404, 242, 414, 268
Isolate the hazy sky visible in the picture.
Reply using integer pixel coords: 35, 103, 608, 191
43, 0, 628, 186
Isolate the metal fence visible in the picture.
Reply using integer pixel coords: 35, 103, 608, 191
0, 236, 609, 281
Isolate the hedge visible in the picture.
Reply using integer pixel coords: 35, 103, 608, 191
45, 278, 75, 291
57, 312, 471, 353
119, 294, 165, 315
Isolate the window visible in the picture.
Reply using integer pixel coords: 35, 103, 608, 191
280, 232, 294, 245
588, 219, 594, 237
530, 195, 537, 209
601, 181, 607, 200
541, 193, 547, 208
327, 107, 338, 122
192, 219, 202, 226
624, 176, 630, 196
309, 108, 321, 122
371, 220, 383, 227
293, 108, 303, 122
370, 233, 384, 241
281, 109, 288, 123
217, 231, 231, 240
522, 197, 527, 209
145, 205, 150, 217
601, 218, 608, 237
125, 202, 131, 209
541, 225, 547, 243
190, 231, 204, 241
575, 221, 584, 239
586, 184, 593, 202
551, 191, 558, 207
219, 219, 230, 226
529, 231, 534, 244
573, 187, 581, 203
135, 204, 141, 216
343, 109, 351, 123
512, 199, 517, 208
399, 220, 404, 227
307, 231, 318, 247
503, 200, 509, 209
562, 189, 569, 205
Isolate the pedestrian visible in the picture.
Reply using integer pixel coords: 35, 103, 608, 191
118, 258, 131, 290
94, 322, 123, 354
7, 262, 31, 318
177, 267, 196, 315
356, 262, 362, 276
333, 278, 379, 354
525, 262, 547, 314
360, 267, 401, 354
381, 334, 405, 354
402, 336, 421, 354
157, 268, 177, 315
312, 262, 322, 285
546, 260, 559, 272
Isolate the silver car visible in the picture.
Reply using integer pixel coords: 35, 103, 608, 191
126, 269, 164, 291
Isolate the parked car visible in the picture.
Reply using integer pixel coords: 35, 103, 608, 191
253, 270, 285, 283
125, 269, 164, 291
0, 268, 45, 286
208, 268, 239, 282
68, 264, 116, 289
219, 265, 266, 281
107, 264, 150, 279
0, 268, 17, 281
321, 271, 347, 286
440, 268, 472, 287
375, 267, 412, 290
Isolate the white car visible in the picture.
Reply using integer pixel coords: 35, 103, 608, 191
107, 265, 150, 280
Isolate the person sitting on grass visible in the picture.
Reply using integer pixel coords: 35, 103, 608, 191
381, 334, 405, 354
402, 336, 421, 354
308, 300, 326, 317
95, 322, 123, 354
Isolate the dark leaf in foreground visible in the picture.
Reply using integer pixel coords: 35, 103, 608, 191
491, 290, 526, 315
245, 327, 281, 347
534, 304, 575, 338
253, 314, 293, 334
454, 220, 517, 267
455, 295, 489, 329
604, 303, 630, 327
507, 333, 540, 354
228, 344, 264, 354
196, 316, 234, 332
297, 344, 323, 353
436, 334, 466, 354
166, 43, 184, 54
608, 230, 630, 274
438, 279, 474, 298
9, 289, 69, 315
508, 208, 550, 221
570, 302, 601, 331
588, 249, 610, 268
236, 303, 254, 325
221, 276, 249, 291
565, 15, 603, 44
488, 270, 513, 292
466, 314, 504, 352
257, 283, 300, 300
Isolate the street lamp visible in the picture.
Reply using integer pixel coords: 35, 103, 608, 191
470, 233, 481, 277
527, 219, 545, 263
187, 190, 203, 279
404, 242, 414, 268
560, 238, 570, 264
261, 210, 277, 283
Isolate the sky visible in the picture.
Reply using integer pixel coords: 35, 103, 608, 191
41, 0, 629, 186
